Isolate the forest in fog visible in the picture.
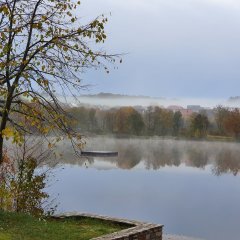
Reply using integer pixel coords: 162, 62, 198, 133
66, 105, 240, 140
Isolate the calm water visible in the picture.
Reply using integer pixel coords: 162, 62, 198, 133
47, 137, 240, 240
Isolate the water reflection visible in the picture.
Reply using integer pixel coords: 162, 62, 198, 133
54, 137, 240, 176
47, 137, 240, 240
187, 149, 209, 169
214, 150, 240, 176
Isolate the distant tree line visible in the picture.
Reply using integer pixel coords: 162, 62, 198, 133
66, 105, 240, 140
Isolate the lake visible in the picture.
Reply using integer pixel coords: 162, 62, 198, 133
47, 137, 240, 240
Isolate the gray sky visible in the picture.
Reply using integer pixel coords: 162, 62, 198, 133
79, 0, 240, 98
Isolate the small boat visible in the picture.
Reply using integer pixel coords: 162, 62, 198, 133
81, 151, 118, 157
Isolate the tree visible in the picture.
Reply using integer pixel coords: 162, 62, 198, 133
115, 107, 144, 135
172, 111, 183, 136
144, 106, 154, 135
190, 113, 209, 138
223, 108, 240, 139
128, 109, 144, 135
103, 109, 116, 133
0, 136, 56, 215
67, 106, 89, 131
152, 107, 173, 136
88, 108, 97, 131
214, 106, 229, 135
0, 0, 118, 164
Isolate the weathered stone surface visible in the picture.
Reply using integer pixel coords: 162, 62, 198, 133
54, 212, 163, 240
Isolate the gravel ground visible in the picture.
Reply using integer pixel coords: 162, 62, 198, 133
163, 235, 205, 240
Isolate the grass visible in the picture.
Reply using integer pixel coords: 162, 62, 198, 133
0, 211, 128, 240
206, 135, 234, 142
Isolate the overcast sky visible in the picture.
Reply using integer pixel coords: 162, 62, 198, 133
78, 0, 240, 99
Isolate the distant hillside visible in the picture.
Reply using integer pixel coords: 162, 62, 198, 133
80, 92, 161, 99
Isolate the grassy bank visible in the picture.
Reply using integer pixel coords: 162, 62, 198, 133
206, 135, 234, 142
0, 211, 127, 240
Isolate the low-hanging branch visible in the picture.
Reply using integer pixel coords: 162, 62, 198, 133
0, 0, 121, 164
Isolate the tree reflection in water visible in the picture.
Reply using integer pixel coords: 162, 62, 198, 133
117, 143, 142, 169
53, 137, 240, 176
213, 150, 240, 176
186, 148, 209, 169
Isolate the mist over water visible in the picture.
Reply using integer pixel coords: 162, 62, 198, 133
47, 137, 240, 240
54, 137, 240, 176
62, 96, 240, 108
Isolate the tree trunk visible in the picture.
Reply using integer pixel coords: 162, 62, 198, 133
0, 90, 14, 165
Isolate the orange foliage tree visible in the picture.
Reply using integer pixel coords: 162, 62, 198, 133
115, 107, 144, 135
223, 109, 240, 139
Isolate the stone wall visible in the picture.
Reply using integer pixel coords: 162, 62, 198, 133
54, 212, 163, 240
